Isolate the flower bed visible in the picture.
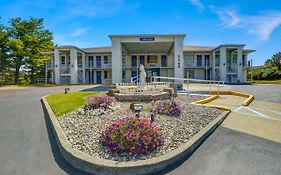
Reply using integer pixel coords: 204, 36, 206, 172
100, 116, 163, 157
84, 94, 116, 111
153, 98, 182, 116
59, 95, 223, 161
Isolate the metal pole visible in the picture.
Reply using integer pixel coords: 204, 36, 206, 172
250, 59, 253, 81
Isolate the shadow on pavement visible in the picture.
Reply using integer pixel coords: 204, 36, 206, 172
40, 99, 92, 175
81, 85, 109, 92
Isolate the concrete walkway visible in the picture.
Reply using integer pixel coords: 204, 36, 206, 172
222, 100, 281, 143
203, 92, 281, 143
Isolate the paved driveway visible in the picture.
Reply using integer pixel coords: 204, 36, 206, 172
0, 84, 280, 175
0, 86, 92, 175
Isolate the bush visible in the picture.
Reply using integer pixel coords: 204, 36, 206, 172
84, 94, 116, 111
100, 116, 163, 157
153, 98, 182, 117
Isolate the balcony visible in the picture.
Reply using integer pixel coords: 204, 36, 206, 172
226, 65, 237, 74
46, 62, 54, 69
103, 63, 112, 68
60, 65, 70, 74
184, 62, 211, 68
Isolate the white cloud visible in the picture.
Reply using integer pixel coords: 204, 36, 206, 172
54, 34, 92, 47
70, 27, 91, 37
209, 6, 281, 41
188, 0, 205, 11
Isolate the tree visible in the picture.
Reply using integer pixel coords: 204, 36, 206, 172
0, 19, 10, 72
6, 17, 53, 84
271, 52, 281, 71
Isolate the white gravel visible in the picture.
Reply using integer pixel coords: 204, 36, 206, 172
59, 94, 223, 161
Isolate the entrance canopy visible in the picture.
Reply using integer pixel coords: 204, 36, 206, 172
109, 34, 186, 83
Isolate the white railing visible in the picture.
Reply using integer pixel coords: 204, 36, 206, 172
103, 63, 112, 68
226, 65, 237, 73
60, 65, 70, 74
116, 82, 170, 95
46, 62, 54, 69
37, 78, 54, 84
131, 75, 140, 83
151, 76, 224, 95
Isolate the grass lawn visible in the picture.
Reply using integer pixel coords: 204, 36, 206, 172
248, 79, 281, 84
46, 91, 101, 118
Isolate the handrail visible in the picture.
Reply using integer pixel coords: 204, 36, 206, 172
130, 75, 140, 83
151, 76, 224, 96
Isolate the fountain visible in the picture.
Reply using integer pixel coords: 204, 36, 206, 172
107, 64, 175, 101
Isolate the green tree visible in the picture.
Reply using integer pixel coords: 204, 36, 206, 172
271, 52, 281, 71
6, 17, 53, 84
0, 19, 10, 72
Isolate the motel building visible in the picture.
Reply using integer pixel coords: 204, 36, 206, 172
45, 34, 255, 84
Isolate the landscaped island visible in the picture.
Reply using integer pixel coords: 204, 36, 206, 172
48, 92, 223, 162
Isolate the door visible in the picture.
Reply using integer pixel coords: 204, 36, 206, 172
88, 70, 94, 84
96, 71, 102, 84
139, 55, 145, 65
131, 55, 137, 67
161, 55, 167, 67
197, 55, 202, 67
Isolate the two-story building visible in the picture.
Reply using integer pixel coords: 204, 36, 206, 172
45, 34, 255, 84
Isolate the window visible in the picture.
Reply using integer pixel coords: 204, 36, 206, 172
242, 54, 246, 66
104, 71, 108, 79
131, 55, 137, 67
61, 56, 65, 64
161, 55, 167, 67
197, 55, 202, 67
96, 56, 101, 68
104, 56, 108, 64
147, 55, 158, 64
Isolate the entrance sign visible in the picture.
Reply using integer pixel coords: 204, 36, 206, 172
140, 37, 155, 41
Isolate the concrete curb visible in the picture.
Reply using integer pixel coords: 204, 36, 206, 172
210, 90, 254, 106
42, 96, 230, 175
192, 95, 231, 111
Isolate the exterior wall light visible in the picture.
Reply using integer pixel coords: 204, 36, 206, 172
223, 63, 225, 66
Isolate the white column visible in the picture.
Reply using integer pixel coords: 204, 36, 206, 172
51, 71, 54, 84
174, 36, 184, 79
70, 48, 78, 84
54, 48, 60, 84
111, 37, 122, 83
237, 47, 243, 82
219, 47, 227, 82
212, 51, 216, 80
82, 52, 86, 84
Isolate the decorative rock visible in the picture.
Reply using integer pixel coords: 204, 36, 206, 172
59, 94, 223, 161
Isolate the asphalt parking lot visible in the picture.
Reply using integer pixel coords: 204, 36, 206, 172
0, 84, 280, 175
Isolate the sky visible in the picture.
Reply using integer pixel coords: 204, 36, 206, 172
1, 0, 281, 66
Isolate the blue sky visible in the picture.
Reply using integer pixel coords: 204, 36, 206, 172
1, 0, 281, 65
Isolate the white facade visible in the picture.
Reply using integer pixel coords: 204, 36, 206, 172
45, 34, 255, 84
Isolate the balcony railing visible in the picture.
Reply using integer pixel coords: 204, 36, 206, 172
46, 62, 54, 69
226, 65, 237, 73
184, 63, 211, 68
60, 65, 70, 74
103, 63, 112, 68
